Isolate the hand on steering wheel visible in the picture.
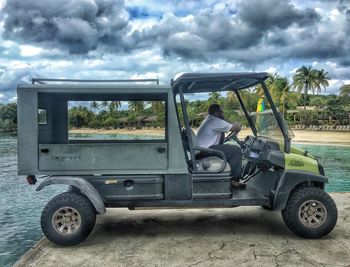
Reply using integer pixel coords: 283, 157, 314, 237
224, 130, 238, 143
224, 130, 246, 149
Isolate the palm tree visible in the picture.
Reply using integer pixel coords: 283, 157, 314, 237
100, 101, 109, 110
203, 92, 222, 110
239, 90, 257, 113
108, 101, 121, 113
151, 101, 164, 113
292, 66, 319, 110
227, 91, 237, 104
90, 101, 99, 112
278, 78, 291, 118
315, 69, 330, 95
128, 101, 145, 113
265, 73, 282, 107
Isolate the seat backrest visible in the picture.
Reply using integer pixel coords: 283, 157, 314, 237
182, 128, 230, 173
181, 128, 199, 156
189, 128, 199, 147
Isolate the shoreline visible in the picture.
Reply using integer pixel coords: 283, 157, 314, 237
70, 128, 350, 145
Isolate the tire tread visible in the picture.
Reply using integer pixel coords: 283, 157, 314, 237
281, 186, 337, 238
41, 191, 96, 246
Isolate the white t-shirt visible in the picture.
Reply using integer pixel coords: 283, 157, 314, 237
196, 115, 233, 148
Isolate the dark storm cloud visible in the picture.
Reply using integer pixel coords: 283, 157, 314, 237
1, 0, 350, 68
128, 0, 321, 63
133, 0, 350, 68
129, 9, 263, 61
239, 0, 320, 30
2, 0, 129, 54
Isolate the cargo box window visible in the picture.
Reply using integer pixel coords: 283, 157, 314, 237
38, 109, 47, 125
68, 100, 166, 141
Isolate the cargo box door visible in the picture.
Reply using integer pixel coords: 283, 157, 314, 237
38, 143, 168, 173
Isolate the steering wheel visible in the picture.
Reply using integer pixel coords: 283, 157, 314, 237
224, 130, 246, 149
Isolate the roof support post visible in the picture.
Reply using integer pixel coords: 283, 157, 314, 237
179, 86, 197, 171
235, 91, 257, 135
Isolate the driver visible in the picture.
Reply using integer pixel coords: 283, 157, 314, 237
196, 104, 245, 188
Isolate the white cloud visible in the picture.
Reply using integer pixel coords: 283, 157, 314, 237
289, 67, 299, 74
329, 9, 340, 22
129, 18, 158, 32
20, 45, 45, 57
8, 96, 17, 102
265, 67, 277, 74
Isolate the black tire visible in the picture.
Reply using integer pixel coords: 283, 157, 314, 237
281, 186, 337, 238
41, 191, 96, 246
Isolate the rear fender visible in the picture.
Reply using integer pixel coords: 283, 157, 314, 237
36, 176, 106, 214
272, 170, 328, 210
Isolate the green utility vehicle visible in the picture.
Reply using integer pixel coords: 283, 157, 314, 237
17, 73, 337, 246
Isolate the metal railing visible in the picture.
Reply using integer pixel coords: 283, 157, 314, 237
31, 78, 159, 85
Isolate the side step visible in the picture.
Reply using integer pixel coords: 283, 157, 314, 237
230, 185, 270, 206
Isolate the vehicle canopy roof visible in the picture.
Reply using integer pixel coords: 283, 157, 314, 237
171, 72, 269, 94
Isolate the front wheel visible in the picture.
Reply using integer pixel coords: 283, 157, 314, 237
41, 191, 96, 246
281, 186, 337, 238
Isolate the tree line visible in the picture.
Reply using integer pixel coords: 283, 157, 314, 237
0, 65, 350, 132
68, 101, 165, 129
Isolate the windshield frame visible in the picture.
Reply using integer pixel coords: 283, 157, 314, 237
236, 80, 291, 153
172, 75, 291, 158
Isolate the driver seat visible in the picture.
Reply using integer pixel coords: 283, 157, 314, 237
182, 128, 231, 173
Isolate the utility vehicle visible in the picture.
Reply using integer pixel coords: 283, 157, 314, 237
17, 73, 338, 246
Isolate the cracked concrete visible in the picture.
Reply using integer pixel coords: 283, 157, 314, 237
15, 193, 350, 267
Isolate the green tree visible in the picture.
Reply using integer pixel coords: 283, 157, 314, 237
293, 66, 319, 110
239, 90, 259, 112
151, 101, 165, 113
108, 101, 121, 113
268, 74, 292, 118
310, 96, 327, 109
90, 101, 99, 111
0, 103, 17, 122
206, 92, 222, 109
128, 101, 145, 113
0, 103, 17, 132
314, 69, 330, 94
226, 91, 240, 110
68, 106, 94, 128
100, 101, 109, 110
340, 84, 350, 102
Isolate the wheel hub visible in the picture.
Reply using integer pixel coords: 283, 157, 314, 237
299, 200, 327, 228
52, 207, 81, 235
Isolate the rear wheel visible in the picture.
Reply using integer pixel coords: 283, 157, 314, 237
41, 192, 96, 246
281, 186, 337, 238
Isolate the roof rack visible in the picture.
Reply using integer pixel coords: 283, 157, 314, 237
31, 78, 159, 85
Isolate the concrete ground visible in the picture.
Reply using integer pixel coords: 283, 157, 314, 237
15, 193, 350, 267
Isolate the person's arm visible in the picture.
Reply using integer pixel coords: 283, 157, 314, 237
212, 118, 240, 133
229, 121, 242, 132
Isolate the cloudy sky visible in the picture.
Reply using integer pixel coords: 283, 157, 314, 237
0, 0, 349, 102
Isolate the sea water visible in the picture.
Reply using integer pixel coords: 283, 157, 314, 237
0, 137, 349, 266
0, 137, 64, 266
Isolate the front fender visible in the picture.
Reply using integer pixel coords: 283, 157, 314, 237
273, 170, 328, 210
36, 176, 106, 214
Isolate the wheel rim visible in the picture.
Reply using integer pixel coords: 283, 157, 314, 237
52, 207, 81, 235
298, 200, 327, 228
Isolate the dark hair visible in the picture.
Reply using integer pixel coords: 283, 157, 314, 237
208, 104, 221, 115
